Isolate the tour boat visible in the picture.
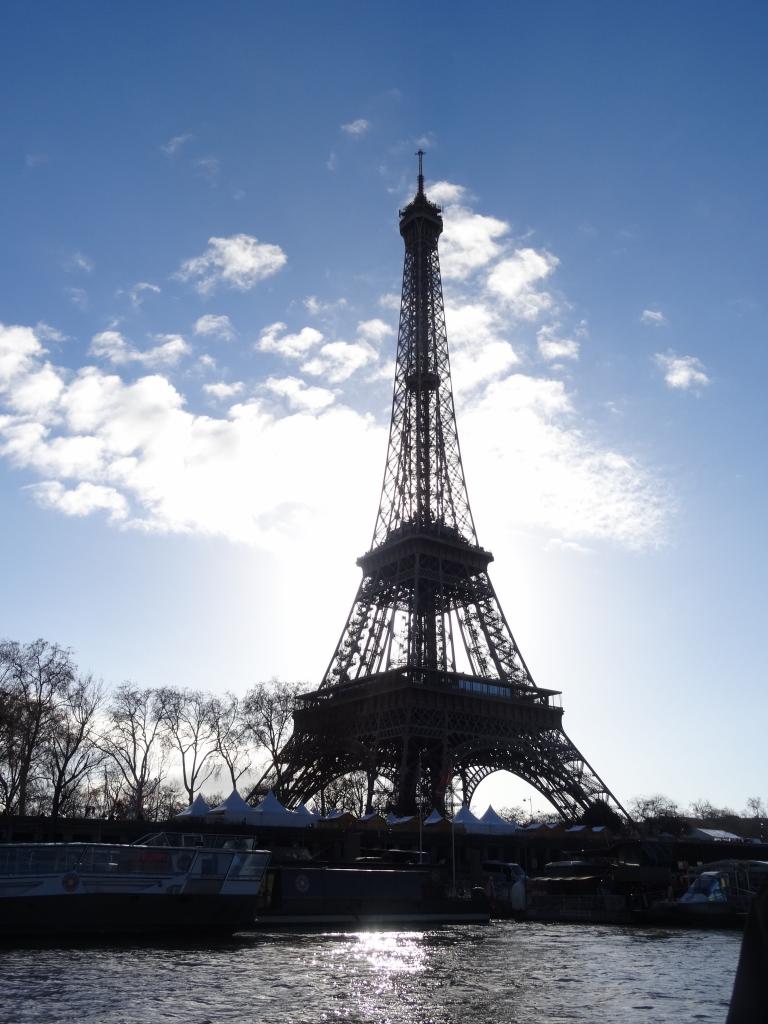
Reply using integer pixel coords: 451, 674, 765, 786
253, 863, 490, 926
0, 831, 270, 939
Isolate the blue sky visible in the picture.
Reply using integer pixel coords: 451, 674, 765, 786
1, 2, 766, 815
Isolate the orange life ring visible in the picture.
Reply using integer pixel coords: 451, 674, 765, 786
62, 873, 80, 892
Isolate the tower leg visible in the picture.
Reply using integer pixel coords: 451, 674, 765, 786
395, 737, 418, 816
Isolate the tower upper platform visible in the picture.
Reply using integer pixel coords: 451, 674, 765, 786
399, 150, 443, 239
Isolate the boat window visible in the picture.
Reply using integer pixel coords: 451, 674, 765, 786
189, 852, 233, 877
226, 852, 267, 880
0, 846, 82, 875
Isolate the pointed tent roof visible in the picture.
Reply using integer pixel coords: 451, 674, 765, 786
423, 808, 454, 832
256, 790, 289, 814
453, 805, 481, 829
479, 805, 522, 833
294, 803, 320, 819
251, 790, 303, 827
320, 810, 358, 827
175, 793, 211, 818
385, 812, 415, 826
359, 811, 387, 829
424, 809, 446, 826
208, 788, 254, 822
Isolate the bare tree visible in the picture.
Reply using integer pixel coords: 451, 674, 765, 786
629, 794, 681, 821
0, 639, 75, 814
242, 679, 301, 799
497, 805, 526, 824
156, 687, 220, 804
85, 762, 129, 820
689, 799, 737, 822
210, 692, 252, 790
322, 771, 368, 816
45, 674, 106, 819
144, 780, 185, 822
745, 796, 766, 818
100, 684, 167, 819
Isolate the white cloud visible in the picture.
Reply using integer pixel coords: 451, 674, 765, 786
427, 181, 467, 205
545, 537, 591, 555
139, 335, 191, 368
340, 119, 370, 136
194, 156, 220, 185
89, 331, 138, 365
654, 352, 710, 391
452, 341, 519, 397
35, 322, 68, 343
0, 324, 45, 386
486, 248, 559, 319
445, 302, 507, 349
461, 375, 667, 549
161, 133, 194, 155
258, 322, 324, 358
265, 376, 336, 412
128, 282, 161, 308
25, 153, 48, 168
67, 251, 94, 273
440, 204, 509, 281
203, 381, 244, 400
177, 234, 287, 294
301, 341, 377, 383
66, 288, 88, 311
326, 151, 338, 172
357, 319, 394, 345
641, 309, 667, 326
7, 364, 65, 418
89, 331, 190, 369
304, 295, 348, 316
1, 337, 384, 546
378, 293, 401, 312
537, 324, 580, 362
0, 166, 672, 557
442, 302, 520, 396
28, 481, 128, 521
365, 359, 396, 384
194, 314, 235, 341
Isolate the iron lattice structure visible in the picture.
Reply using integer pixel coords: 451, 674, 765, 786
280, 156, 631, 821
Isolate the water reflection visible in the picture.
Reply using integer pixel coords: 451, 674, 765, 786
0, 923, 739, 1024
351, 930, 429, 975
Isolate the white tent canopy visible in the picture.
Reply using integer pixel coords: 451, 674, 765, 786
175, 793, 211, 818
479, 805, 521, 833
294, 803, 320, 819
453, 805, 482, 830
424, 809, 446, 826
252, 790, 305, 827
207, 788, 255, 823
450, 804, 521, 834
386, 812, 415, 826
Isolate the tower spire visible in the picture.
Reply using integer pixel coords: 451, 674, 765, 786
416, 148, 425, 195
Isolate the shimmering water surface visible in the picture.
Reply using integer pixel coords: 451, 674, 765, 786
0, 923, 740, 1024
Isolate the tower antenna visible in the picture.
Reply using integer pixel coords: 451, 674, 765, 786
416, 149, 425, 195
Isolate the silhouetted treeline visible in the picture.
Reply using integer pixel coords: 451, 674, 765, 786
0, 638, 304, 821
2, 640, 765, 830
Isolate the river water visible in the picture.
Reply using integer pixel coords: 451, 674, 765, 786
0, 923, 740, 1024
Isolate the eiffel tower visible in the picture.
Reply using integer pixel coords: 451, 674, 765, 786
280, 154, 631, 822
